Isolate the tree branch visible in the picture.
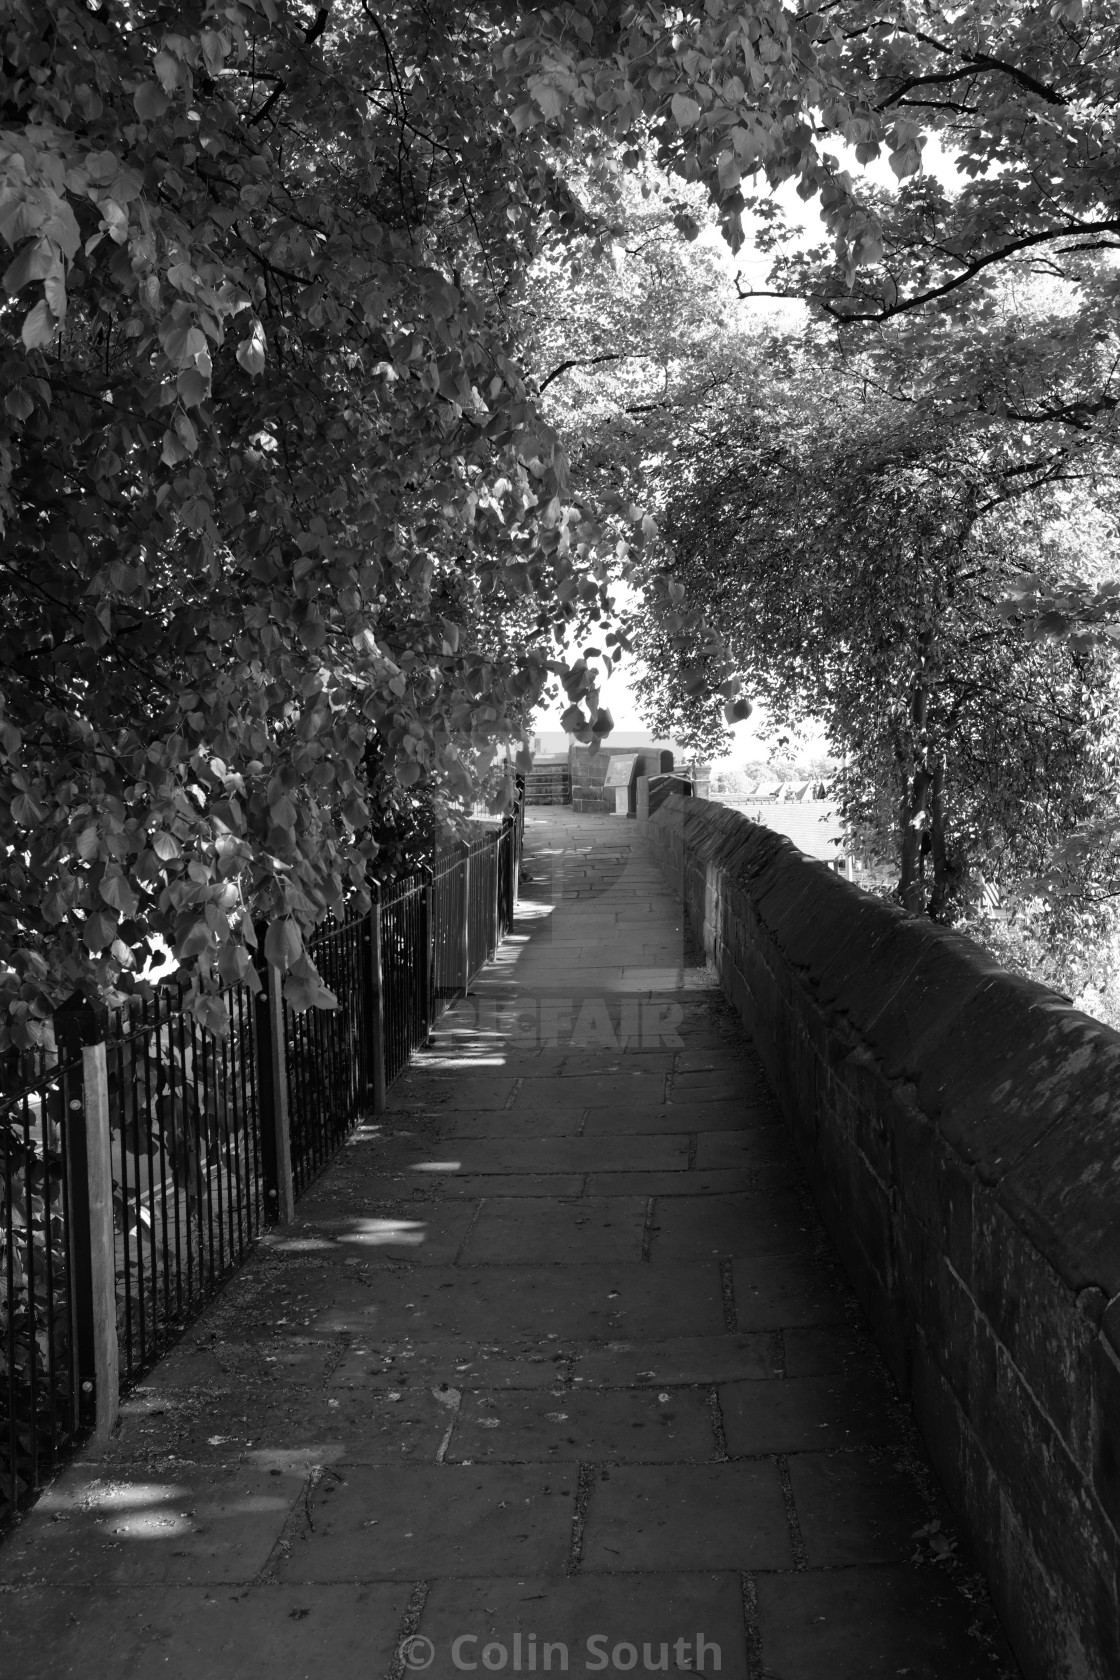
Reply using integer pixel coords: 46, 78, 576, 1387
538, 353, 629, 393
814, 219, 1120, 323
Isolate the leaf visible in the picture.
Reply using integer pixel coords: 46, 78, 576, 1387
133, 82, 170, 122
217, 942, 251, 985
10, 791, 46, 825
263, 917, 302, 971
162, 324, 210, 368
191, 993, 230, 1036
173, 410, 199, 453
176, 366, 210, 407
153, 50, 182, 93
200, 30, 228, 74
83, 911, 117, 953
4, 384, 34, 421
4, 239, 54, 297
283, 971, 338, 1011
100, 873, 139, 918
269, 793, 297, 828
21, 299, 56, 351
530, 80, 567, 121
236, 319, 267, 376
671, 94, 702, 128
161, 428, 190, 466
177, 919, 212, 959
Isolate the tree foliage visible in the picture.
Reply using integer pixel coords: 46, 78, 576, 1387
632, 362, 1120, 918
6, 0, 1120, 1043
0, 0, 649, 1044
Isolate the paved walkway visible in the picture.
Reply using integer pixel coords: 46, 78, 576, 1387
0, 812, 1015, 1678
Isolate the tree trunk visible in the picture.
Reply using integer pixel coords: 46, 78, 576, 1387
898, 762, 931, 913
927, 758, 955, 922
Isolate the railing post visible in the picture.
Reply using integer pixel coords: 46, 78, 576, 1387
81, 1041, 119, 1447
367, 887, 387, 1113
420, 865, 434, 1043
254, 961, 294, 1226
55, 1001, 119, 1446
512, 784, 524, 912
503, 814, 516, 932
460, 839, 472, 996
491, 829, 501, 957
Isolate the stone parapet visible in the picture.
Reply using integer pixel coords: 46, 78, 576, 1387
649, 793, 1120, 1680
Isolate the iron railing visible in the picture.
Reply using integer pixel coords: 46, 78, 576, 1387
1, 1041, 87, 1517
380, 873, 428, 1090
285, 914, 370, 1196
105, 985, 264, 1381
431, 842, 466, 1004
1, 808, 520, 1527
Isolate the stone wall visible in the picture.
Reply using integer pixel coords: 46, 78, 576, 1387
649, 794, 1120, 1680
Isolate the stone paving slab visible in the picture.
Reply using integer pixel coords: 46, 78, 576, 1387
420, 1572, 749, 1680
294, 1261, 729, 1343
586, 1168, 792, 1198
0, 1581, 411, 1680
436, 1108, 589, 1138
732, 1253, 858, 1330
409, 1135, 691, 1173
583, 1101, 751, 1134
327, 1341, 570, 1392
0, 1463, 305, 1585
410, 1173, 589, 1199
650, 1191, 820, 1259
449, 1385, 716, 1464
718, 1371, 901, 1454
278, 1465, 574, 1580
574, 1334, 779, 1387
786, 1451, 934, 1566
695, 1127, 797, 1169
580, 1463, 794, 1571
755, 1566, 1002, 1678
0, 810, 1017, 1680
459, 1197, 648, 1265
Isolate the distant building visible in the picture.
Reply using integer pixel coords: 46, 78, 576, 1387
528, 728, 683, 758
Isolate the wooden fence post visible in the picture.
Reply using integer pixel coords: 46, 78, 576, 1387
367, 888, 387, 1113
254, 962, 294, 1225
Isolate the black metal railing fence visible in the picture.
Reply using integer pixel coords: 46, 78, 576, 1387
380, 873, 427, 1090
1, 807, 520, 1527
285, 913, 370, 1196
1, 1041, 86, 1520
105, 985, 265, 1379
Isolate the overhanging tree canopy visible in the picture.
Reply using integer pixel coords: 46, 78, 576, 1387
0, 0, 646, 1043
5, 0, 1120, 1043
632, 366, 1120, 916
